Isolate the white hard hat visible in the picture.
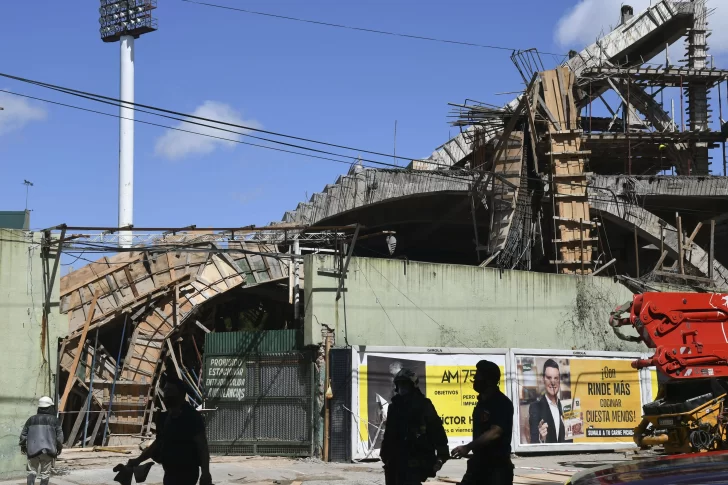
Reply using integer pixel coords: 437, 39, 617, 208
38, 396, 54, 408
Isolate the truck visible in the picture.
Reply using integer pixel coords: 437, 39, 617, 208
609, 292, 728, 453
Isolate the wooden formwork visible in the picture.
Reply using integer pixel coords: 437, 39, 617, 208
488, 132, 525, 254
58, 239, 288, 444
540, 66, 595, 274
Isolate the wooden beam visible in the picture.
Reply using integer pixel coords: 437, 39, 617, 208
60, 292, 99, 412
653, 270, 716, 285
194, 320, 211, 333
660, 224, 665, 271
61, 260, 135, 297
88, 411, 106, 448
65, 273, 192, 342
65, 397, 90, 447
634, 226, 640, 278
165, 338, 183, 380
677, 214, 685, 275
123, 266, 139, 298
653, 250, 670, 274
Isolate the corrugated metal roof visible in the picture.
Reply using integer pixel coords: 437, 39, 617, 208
204, 330, 302, 356
0, 211, 29, 229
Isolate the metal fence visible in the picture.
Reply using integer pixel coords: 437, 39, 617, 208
328, 349, 352, 462
204, 352, 314, 456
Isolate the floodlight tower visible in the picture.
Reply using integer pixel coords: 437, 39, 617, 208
99, 0, 158, 247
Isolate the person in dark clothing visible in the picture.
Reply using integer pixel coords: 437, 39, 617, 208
380, 369, 449, 485
127, 376, 212, 485
528, 359, 570, 444
451, 361, 514, 485
19, 396, 64, 485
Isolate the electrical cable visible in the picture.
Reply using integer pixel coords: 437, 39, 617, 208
0, 88, 482, 188
181, 0, 568, 58
0, 71, 432, 165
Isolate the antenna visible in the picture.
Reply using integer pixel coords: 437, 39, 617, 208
23, 180, 34, 211
393, 120, 397, 167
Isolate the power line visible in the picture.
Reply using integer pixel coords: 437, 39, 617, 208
2, 88, 469, 184
181, 0, 567, 58
1, 73, 496, 186
0, 71, 430, 165
2, 78, 718, 215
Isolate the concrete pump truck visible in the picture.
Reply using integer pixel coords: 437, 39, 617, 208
610, 292, 728, 453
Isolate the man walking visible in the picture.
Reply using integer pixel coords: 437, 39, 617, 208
451, 360, 514, 485
127, 375, 212, 485
380, 369, 449, 485
19, 396, 64, 485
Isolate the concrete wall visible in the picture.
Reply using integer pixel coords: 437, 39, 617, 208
0, 230, 63, 478
304, 255, 643, 352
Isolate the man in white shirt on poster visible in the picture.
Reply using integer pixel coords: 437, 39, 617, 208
528, 359, 571, 444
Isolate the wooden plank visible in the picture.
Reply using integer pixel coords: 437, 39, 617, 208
60, 292, 100, 412
195, 320, 211, 333
677, 214, 685, 275
634, 226, 640, 278
88, 410, 106, 447
65, 397, 90, 447
62, 261, 135, 297
653, 270, 716, 285
166, 338, 183, 380
653, 250, 669, 273
123, 266, 139, 298
65, 273, 193, 342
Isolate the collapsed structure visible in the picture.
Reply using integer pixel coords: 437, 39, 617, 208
48, 0, 728, 456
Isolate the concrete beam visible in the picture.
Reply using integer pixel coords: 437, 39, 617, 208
591, 175, 728, 198
591, 196, 728, 286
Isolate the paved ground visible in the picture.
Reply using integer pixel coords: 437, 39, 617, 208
0, 450, 650, 485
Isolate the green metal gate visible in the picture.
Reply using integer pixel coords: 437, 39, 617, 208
203, 331, 314, 456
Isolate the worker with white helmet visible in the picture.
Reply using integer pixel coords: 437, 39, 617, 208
19, 396, 64, 485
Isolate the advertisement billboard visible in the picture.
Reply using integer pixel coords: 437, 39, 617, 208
512, 350, 647, 452
350, 347, 507, 459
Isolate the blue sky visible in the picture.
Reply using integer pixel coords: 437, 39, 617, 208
1, 0, 727, 232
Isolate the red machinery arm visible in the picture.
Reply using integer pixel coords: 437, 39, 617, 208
610, 292, 728, 379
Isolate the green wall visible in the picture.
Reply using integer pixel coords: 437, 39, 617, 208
0, 231, 63, 478
304, 255, 643, 352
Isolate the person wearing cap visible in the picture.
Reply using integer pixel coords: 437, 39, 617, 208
380, 368, 449, 485
451, 360, 514, 485
19, 396, 64, 485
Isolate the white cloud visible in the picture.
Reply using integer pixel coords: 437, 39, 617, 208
154, 101, 261, 161
555, 0, 728, 55
0, 91, 48, 135
230, 188, 264, 205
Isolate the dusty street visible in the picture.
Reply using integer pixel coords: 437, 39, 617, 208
0, 451, 647, 485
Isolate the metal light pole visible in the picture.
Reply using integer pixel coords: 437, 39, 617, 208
119, 35, 135, 247
99, 0, 157, 247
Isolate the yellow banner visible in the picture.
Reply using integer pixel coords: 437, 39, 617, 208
516, 356, 642, 444
356, 353, 505, 446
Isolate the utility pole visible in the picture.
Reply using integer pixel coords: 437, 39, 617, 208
23, 180, 33, 211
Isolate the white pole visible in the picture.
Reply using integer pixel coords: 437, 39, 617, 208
119, 35, 135, 248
